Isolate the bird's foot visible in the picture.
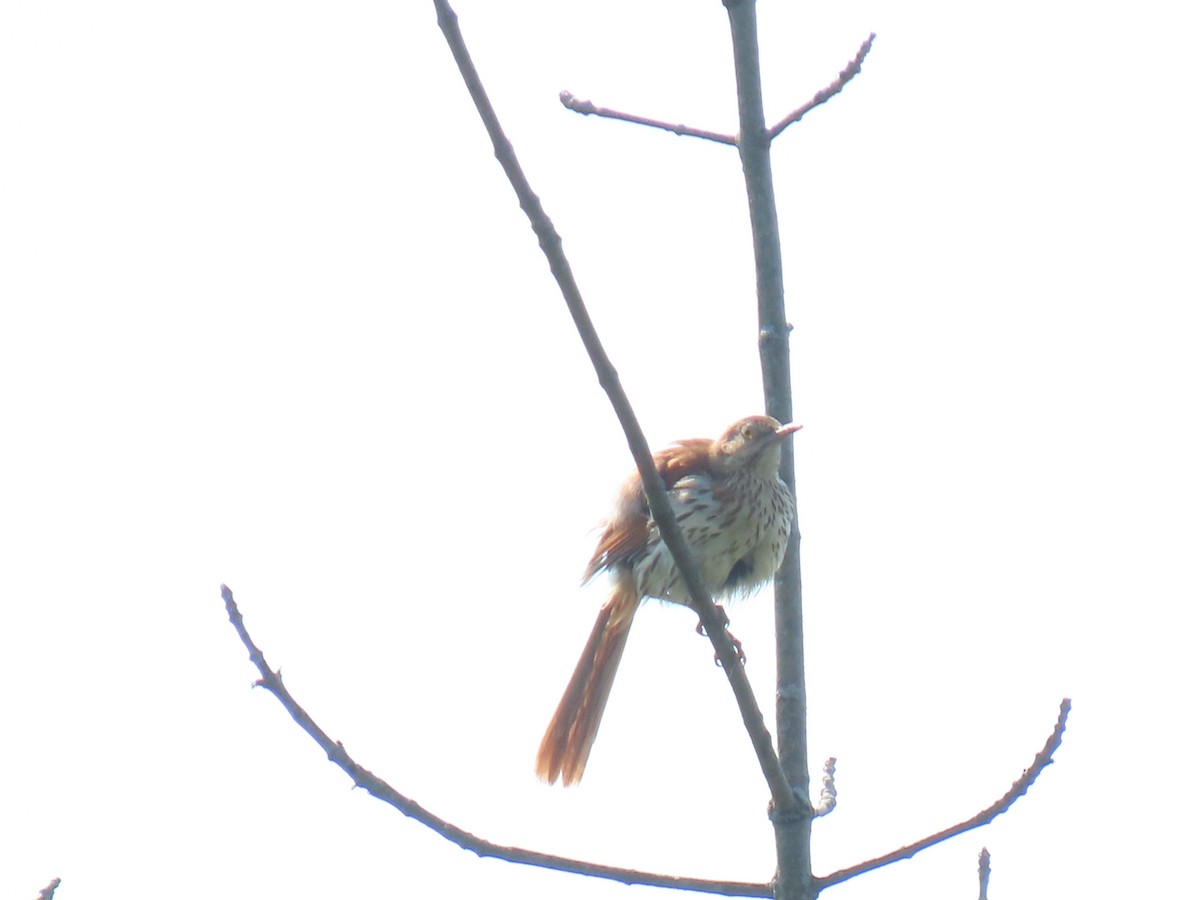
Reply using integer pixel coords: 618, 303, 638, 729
695, 605, 746, 666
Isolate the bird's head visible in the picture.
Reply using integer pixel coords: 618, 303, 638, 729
709, 415, 802, 476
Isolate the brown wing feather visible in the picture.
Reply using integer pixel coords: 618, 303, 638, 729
656, 438, 712, 488
582, 438, 714, 581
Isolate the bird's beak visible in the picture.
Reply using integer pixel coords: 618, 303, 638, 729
774, 422, 803, 439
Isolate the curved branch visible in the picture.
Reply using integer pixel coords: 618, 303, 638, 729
816, 699, 1072, 889
220, 586, 771, 898
768, 33, 876, 140
432, 0, 794, 808
559, 91, 737, 145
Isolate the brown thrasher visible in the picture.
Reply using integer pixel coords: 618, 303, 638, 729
535, 415, 800, 786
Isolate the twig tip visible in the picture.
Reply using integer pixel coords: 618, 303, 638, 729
560, 90, 595, 115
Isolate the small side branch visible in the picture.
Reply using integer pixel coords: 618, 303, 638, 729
560, 91, 737, 145
768, 33, 876, 140
220, 586, 771, 898
978, 847, 992, 900
817, 699, 1071, 889
37, 878, 61, 900
813, 757, 837, 817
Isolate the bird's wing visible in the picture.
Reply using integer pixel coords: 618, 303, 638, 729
581, 438, 712, 581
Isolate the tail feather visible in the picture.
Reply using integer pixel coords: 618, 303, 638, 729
535, 575, 638, 786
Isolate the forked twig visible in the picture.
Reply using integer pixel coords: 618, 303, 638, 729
768, 33, 876, 140
560, 33, 875, 148
816, 699, 1071, 888
220, 585, 771, 898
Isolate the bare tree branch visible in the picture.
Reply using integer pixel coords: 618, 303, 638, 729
432, 0, 794, 807
978, 847, 992, 900
813, 757, 837, 817
560, 31, 875, 148
220, 586, 771, 898
724, 1, 813, 896
768, 34, 876, 140
217, 4, 1064, 899
36, 878, 61, 900
559, 91, 737, 144
816, 699, 1072, 889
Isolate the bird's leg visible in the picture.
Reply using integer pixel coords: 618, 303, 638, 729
694, 604, 746, 666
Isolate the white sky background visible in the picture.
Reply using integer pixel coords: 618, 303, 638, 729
1, 1, 1196, 898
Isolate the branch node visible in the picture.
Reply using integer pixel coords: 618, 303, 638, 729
768, 794, 813, 825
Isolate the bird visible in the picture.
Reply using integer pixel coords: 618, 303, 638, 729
535, 415, 800, 786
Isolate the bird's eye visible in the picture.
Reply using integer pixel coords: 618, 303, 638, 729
741, 423, 756, 439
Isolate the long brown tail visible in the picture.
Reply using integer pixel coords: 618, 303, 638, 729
535, 574, 639, 786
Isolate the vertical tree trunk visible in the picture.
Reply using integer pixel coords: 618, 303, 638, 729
723, 2, 814, 897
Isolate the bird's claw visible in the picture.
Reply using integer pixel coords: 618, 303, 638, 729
714, 633, 747, 668
695, 605, 746, 667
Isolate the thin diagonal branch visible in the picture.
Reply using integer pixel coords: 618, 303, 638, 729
433, 0, 794, 808
37, 878, 61, 900
220, 586, 771, 898
560, 91, 737, 145
816, 699, 1072, 889
768, 33, 876, 140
